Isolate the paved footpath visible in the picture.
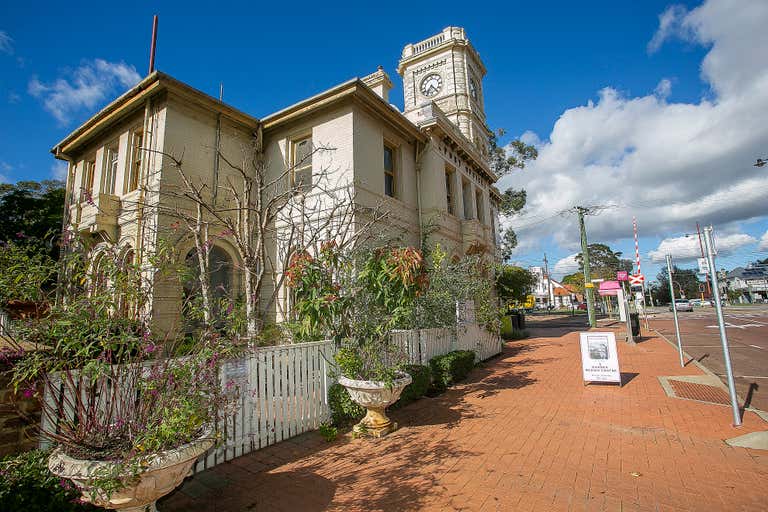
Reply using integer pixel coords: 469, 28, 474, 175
160, 327, 768, 511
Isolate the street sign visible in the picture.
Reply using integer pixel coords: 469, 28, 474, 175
698, 257, 710, 274
629, 274, 645, 285
617, 271, 629, 281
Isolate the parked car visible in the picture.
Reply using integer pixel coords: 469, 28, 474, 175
689, 299, 702, 307
669, 299, 694, 312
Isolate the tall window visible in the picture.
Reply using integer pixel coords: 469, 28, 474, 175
383, 143, 396, 198
291, 136, 312, 193
462, 179, 473, 220
125, 130, 143, 193
445, 168, 454, 215
103, 142, 119, 195
80, 158, 96, 202
475, 189, 484, 223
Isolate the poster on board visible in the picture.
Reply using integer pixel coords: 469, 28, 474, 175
579, 332, 622, 385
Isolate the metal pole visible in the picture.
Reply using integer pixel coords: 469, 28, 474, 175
623, 282, 635, 345
148, 15, 158, 74
578, 207, 596, 327
666, 254, 685, 367
704, 227, 742, 426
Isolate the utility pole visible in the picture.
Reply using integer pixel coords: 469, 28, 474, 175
704, 226, 741, 426
577, 207, 596, 327
543, 253, 554, 309
666, 255, 685, 367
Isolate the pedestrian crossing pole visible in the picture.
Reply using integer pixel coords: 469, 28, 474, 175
665, 254, 685, 368
703, 226, 741, 427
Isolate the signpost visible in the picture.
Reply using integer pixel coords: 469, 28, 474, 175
579, 332, 622, 385
617, 271, 629, 281
697, 258, 710, 275
629, 274, 644, 286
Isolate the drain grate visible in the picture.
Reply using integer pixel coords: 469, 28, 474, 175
668, 379, 731, 405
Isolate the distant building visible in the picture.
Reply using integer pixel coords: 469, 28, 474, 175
529, 266, 580, 308
723, 264, 768, 303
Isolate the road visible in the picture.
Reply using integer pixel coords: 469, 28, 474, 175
647, 304, 768, 413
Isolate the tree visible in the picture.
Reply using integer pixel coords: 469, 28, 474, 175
575, 243, 633, 281
488, 129, 537, 261
495, 265, 536, 304
144, 133, 388, 337
562, 272, 585, 294
0, 180, 65, 256
653, 266, 702, 303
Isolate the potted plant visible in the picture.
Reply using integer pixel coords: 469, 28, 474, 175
287, 243, 425, 437
6, 241, 244, 511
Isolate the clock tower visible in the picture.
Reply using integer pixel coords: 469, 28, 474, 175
398, 27, 491, 154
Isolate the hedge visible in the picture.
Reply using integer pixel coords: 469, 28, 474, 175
429, 350, 476, 392
393, 364, 431, 408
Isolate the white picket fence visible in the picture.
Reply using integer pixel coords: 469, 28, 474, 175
196, 340, 335, 472
393, 324, 502, 365
40, 323, 501, 473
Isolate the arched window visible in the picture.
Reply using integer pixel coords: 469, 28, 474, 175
183, 245, 234, 328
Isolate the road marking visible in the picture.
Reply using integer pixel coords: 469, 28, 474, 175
749, 344, 763, 349
705, 322, 766, 330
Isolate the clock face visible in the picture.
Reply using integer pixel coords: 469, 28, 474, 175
469, 78, 478, 100
420, 73, 443, 97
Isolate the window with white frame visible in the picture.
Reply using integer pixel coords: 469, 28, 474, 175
125, 129, 143, 193
81, 158, 96, 202
103, 142, 119, 195
291, 136, 312, 193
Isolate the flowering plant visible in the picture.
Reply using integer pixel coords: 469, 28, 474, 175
286, 243, 426, 382
4, 240, 245, 499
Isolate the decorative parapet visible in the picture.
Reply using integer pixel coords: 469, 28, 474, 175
401, 27, 467, 59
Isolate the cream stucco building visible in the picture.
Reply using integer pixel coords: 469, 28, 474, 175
54, 27, 502, 333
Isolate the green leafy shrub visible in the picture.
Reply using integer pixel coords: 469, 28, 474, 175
318, 423, 338, 442
393, 364, 431, 408
328, 383, 365, 426
429, 350, 476, 392
0, 449, 98, 511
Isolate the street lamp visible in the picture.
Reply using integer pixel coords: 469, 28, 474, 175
672, 280, 686, 298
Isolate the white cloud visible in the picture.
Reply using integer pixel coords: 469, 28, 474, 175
51, 161, 68, 180
0, 31, 13, 55
758, 231, 768, 251
647, 5, 691, 54
28, 59, 141, 124
553, 253, 580, 277
649, 233, 755, 262
654, 78, 672, 99
503, 0, 768, 252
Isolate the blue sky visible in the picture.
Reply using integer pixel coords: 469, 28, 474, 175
1, 0, 766, 283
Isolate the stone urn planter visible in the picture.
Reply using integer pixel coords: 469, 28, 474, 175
48, 429, 214, 512
338, 372, 412, 438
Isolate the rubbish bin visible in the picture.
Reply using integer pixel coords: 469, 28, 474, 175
509, 313, 521, 331
518, 312, 526, 330
629, 313, 640, 337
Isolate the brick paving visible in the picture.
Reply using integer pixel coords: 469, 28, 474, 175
160, 325, 768, 511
